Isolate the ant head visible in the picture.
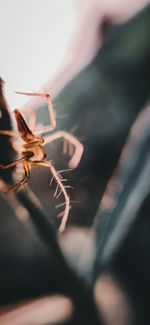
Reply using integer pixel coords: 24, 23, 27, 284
33, 136, 44, 144
14, 109, 44, 145
14, 109, 35, 142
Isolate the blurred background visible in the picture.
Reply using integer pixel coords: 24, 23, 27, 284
0, 0, 148, 109
0, 1, 150, 324
0, 0, 74, 108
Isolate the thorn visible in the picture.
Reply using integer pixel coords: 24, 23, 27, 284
70, 200, 79, 204
49, 177, 54, 186
55, 201, 66, 209
57, 211, 64, 218
54, 184, 59, 198
56, 190, 62, 199
57, 173, 63, 180
64, 185, 74, 189
57, 169, 72, 173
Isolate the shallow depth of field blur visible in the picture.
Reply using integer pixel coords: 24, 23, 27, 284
1, 0, 148, 108
0, 0, 150, 324
0, 0, 74, 108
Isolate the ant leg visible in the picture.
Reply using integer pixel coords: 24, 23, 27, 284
44, 131, 84, 169
29, 160, 70, 233
0, 155, 28, 170
8, 161, 30, 192
0, 161, 30, 193
0, 130, 18, 137
0, 155, 32, 191
0, 130, 20, 153
16, 92, 56, 132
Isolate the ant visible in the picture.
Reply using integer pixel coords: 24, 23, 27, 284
0, 90, 83, 233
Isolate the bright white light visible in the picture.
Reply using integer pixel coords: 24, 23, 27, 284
0, 0, 74, 109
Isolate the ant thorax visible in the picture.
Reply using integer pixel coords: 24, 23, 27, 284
23, 144, 45, 161
0, 90, 84, 232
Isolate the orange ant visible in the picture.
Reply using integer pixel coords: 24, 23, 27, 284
0, 91, 83, 233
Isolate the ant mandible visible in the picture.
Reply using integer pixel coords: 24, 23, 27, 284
0, 90, 83, 233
